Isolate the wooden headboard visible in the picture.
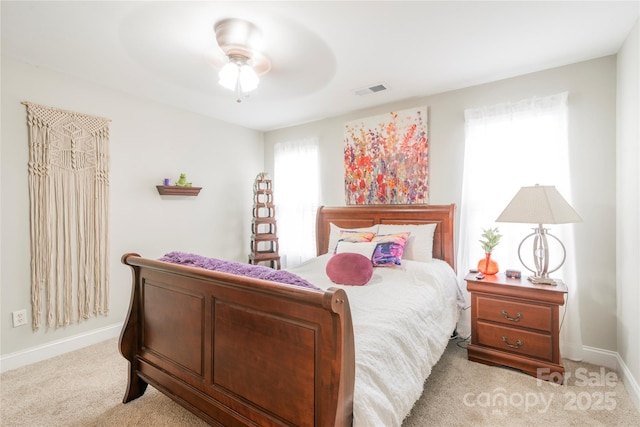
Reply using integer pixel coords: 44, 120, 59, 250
316, 204, 456, 272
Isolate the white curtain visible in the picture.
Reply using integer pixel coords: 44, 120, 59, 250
458, 92, 583, 360
274, 137, 320, 268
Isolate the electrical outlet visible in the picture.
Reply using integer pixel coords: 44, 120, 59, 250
12, 309, 27, 327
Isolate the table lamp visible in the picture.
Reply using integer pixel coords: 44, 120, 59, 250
495, 185, 582, 284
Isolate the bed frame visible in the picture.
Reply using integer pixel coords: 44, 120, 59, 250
119, 204, 456, 426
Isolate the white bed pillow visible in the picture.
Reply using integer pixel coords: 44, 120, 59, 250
335, 241, 378, 259
377, 223, 437, 262
328, 223, 378, 253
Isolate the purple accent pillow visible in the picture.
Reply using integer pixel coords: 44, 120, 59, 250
159, 251, 321, 291
326, 253, 373, 286
371, 232, 410, 266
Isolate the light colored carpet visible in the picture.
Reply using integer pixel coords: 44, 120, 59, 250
1, 337, 638, 426
403, 340, 639, 426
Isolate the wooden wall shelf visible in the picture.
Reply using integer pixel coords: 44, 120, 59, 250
156, 185, 202, 196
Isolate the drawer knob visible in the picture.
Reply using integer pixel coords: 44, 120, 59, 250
501, 336, 524, 349
501, 310, 522, 322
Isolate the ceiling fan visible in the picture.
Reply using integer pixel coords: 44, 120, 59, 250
213, 18, 271, 103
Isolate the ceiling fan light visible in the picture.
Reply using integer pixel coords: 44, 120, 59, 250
218, 62, 240, 91
238, 64, 259, 92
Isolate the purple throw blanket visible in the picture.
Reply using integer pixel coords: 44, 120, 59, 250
159, 251, 321, 291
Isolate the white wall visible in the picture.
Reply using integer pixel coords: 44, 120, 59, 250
264, 56, 619, 354
616, 18, 640, 407
1, 57, 264, 358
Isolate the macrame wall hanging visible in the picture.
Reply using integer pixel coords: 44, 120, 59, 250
23, 101, 111, 331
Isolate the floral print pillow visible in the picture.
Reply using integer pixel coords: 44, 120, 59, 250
334, 230, 376, 253
371, 232, 411, 266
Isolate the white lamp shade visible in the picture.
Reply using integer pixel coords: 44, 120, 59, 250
218, 61, 259, 93
496, 185, 582, 224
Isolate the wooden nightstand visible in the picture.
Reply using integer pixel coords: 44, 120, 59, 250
465, 273, 568, 383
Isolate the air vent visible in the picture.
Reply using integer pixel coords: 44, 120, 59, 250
355, 83, 389, 96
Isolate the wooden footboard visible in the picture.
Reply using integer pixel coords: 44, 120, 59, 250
119, 253, 355, 427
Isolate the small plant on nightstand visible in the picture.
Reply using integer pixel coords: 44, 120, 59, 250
478, 227, 502, 275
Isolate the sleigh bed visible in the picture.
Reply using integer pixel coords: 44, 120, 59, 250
119, 204, 461, 426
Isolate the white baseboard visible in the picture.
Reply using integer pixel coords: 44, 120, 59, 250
616, 352, 640, 413
0, 322, 123, 373
582, 344, 619, 369
582, 345, 640, 412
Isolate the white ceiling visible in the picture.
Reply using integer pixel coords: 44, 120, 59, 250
2, 1, 638, 131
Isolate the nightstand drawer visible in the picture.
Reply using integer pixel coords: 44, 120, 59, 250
476, 321, 553, 361
476, 295, 552, 331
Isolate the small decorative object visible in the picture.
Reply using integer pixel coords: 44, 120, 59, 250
477, 226, 502, 275
175, 173, 192, 187
156, 173, 199, 195
253, 172, 270, 192
505, 269, 522, 279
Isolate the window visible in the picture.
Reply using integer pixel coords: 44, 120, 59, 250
274, 137, 320, 268
459, 92, 583, 360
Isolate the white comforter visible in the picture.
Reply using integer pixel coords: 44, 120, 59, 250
287, 254, 464, 427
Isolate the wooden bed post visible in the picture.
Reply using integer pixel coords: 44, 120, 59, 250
118, 253, 148, 403
325, 290, 355, 427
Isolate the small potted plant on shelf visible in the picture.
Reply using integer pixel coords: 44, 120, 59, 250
478, 227, 502, 275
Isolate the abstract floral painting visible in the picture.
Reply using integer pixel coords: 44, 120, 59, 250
344, 106, 428, 204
